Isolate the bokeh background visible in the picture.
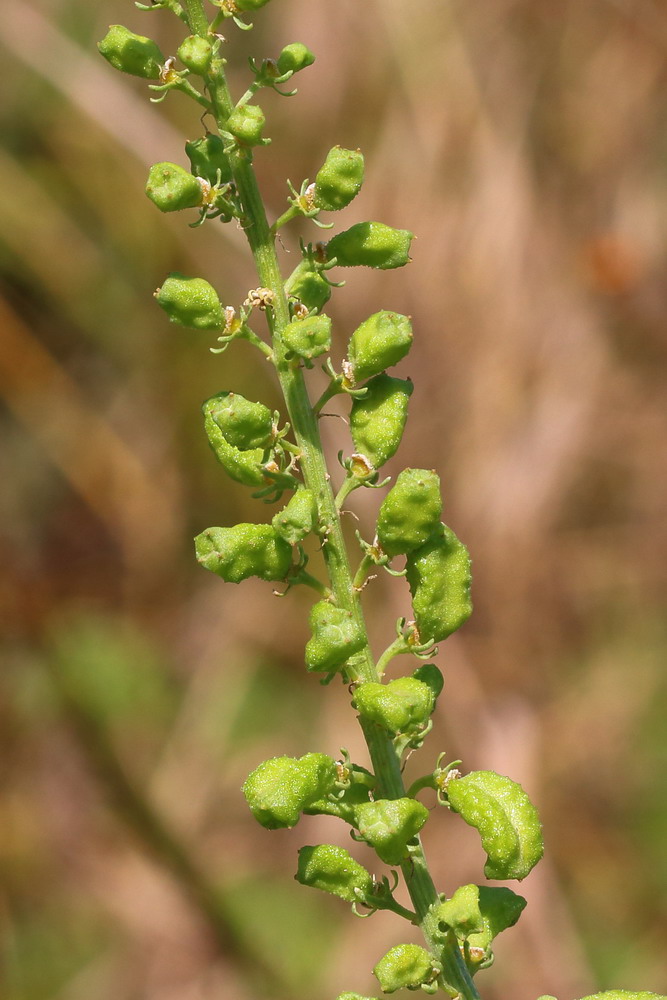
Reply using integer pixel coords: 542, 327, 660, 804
2, 1, 667, 998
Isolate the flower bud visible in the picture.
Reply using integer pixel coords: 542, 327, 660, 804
282, 314, 332, 361
226, 104, 266, 146
203, 401, 267, 487
353, 797, 429, 865
177, 34, 213, 75
242, 752, 337, 829
313, 147, 364, 212
405, 522, 472, 643
376, 469, 442, 556
349, 374, 413, 472
146, 162, 205, 212
325, 222, 414, 270
346, 311, 412, 385
296, 844, 374, 902
195, 524, 292, 583
206, 391, 273, 450
305, 600, 365, 674
97, 25, 164, 79
287, 265, 332, 312
155, 273, 223, 330
185, 133, 233, 186
272, 489, 316, 545
373, 944, 438, 994
277, 42, 315, 75
352, 676, 435, 735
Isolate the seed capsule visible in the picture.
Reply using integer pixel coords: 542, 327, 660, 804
281, 314, 332, 361
405, 522, 472, 643
97, 25, 164, 79
346, 310, 412, 384
437, 884, 526, 974
226, 104, 266, 146
445, 770, 544, 881
349, 374, 413, 472
336, 995, 379, 1000
272, 489, 316, 545
203, 401, 267, 487
412, 663, 444, 700
177, 34, 213, 75
185, 133, 233, 186
242, 752, 338, 829
376, 468, 442, 557
313, 147, 364, 212
155, 273, 223, 330
295, 844, 374, 902
373, 943, 438, 994
325, 222, 414, 270
286, 265, 332, 312
206, 391, 274, 451
277, 42, 315, 75
146, 162, 205, 213
353, 797, 428, 865
194, 523, 292, 584
305, 600, 365, 674
352, 676, 435, 735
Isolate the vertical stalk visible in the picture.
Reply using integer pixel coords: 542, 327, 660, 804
182, 4, 481, 997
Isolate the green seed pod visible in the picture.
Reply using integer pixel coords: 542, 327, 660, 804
373, 943, 438, 994
305, 601, 366, 674
405, 522, 472, 643
287, 265, 332, 313
226, 104, 266, 146
276, 42, 315, 75
205, 391, 274, 451
347, 310, 413, 384
242, 752, 337, 829
438, 884, 526, 954
445, 770, 544, 881
185, 134, 233, 186
97, 25, 164, 80
282, 314, 332, 361
155, 273, 223, 331
353, 797, 428, 865
325, 222, 414, 270
578, 995, 666, 1000
145, 162, 205, 213
195, 524, 291, 584
376, 468, 442, 557
412, 663, 444, 701
305, 763, 376, 818
177, 34, 213, 75
349, 374, 413, 471
295, 844, 374, 902
203, 401, 267, 487
336, 995, 379, 1000
313, 147, 365, 212
352, 677, 435, 735
272, 489, 316, 545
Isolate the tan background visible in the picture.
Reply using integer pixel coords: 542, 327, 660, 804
1, 1, 666, 998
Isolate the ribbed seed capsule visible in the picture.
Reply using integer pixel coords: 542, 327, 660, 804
352, 676, 435, 734
376, 468, 442, 556
242, 753, 338, 829
177, 35, 213, 75
277, 42, 315, 75
325, 222, 414, 270
313, 147, 365, 212
346, 310, 412, 384
206, 391, 274, 451
305, 601, 365, 673
226, 104, 266, 146
203, 402, 267, 487
405, 522, 472, 643
155, 274, 223, 330
353, 797, 428, 865
97, 25, 164, 79
145, 162, 205, 213
349, 374, 413, 471
194, 524, 291, 584
373, 944, 438, 994
185, 134, 233, 186
272, 489, 316, 545
295, 844, 374, 902
281, 314, 332, 361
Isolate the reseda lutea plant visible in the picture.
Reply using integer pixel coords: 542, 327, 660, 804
99, 4, 664, 999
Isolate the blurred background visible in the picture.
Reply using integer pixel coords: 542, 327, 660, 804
1, 0, 667, 998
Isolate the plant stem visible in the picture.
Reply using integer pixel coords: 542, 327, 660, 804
183, 3, 481, 996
